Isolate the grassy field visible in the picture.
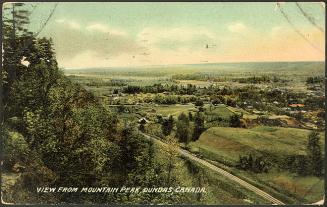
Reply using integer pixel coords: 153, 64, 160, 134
189, 126, 325, 203
154, 143, 270, 204
190, 126, 324, 163
154, 104, 237, 120
154, 104, 197, 117
204, 104, 235, 121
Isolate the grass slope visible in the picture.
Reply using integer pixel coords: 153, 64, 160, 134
189, 126, 325, 203
191, 126, 324, 164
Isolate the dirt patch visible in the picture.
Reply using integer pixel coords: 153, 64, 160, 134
270, 115, 302, 128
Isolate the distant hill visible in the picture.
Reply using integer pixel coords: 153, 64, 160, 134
64, 61, 325, 76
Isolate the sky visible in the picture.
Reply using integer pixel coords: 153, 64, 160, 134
4, 2, 326, 69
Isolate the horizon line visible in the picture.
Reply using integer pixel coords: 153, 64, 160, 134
61, 60, 325, 70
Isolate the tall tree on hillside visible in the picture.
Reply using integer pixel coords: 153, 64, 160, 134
307, 130, 323, 176
161, 115, 174, 136
2, 3, 32, 82
188, 111, 193, 121
163, 136, 179, 186
176, 113, 190, 144
2, 2, 36, 120
178, 112, 189, 124
193, 112, 205, 141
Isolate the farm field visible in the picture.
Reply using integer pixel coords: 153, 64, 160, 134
191, 126, 325, 163
189, 126, 325, 203
154, 104, 197, 117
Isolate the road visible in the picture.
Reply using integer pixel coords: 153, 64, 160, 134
141, 132, 285, 205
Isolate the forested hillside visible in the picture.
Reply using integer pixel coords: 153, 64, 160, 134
0, 3, 177, 204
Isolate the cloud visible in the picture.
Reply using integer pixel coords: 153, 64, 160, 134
55, 18, 81, 29
139, 26, 216, 42
228, 22, 247, 33
137, 26, 219, 51
48, 18, 324, 68
56, 25, 223, 68
86, 23, 127, 36
47, 19, 143, 68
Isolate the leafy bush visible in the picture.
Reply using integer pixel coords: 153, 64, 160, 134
3, 130, 30, 170
236, 153, 271, 173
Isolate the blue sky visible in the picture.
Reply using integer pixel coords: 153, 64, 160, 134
4, 2, 325, 68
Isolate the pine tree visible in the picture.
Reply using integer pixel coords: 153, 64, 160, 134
230, 114, 241, 127
2, 3, 33, 82
307, 130, 323, 176
178, 112, 189, 124
163, 136, 179, 186
188, 111, 193, 121
161, 115, 174, 136
176, 113, 190, 144
2, 3, 36, 120
192, 112, 204, 141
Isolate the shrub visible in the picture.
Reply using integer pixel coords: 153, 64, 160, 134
236, 153, 271, 173
3, 130, 30, 170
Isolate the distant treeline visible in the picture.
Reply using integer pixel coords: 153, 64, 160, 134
172, 73, 287, 84
123, 83, 197, 95
85, 80, 127, 87
67, 76, 128, 87
233, 75, 286, 84
306, 76, 324, 84
121, 82, 325, 111
172, 73, 226, 82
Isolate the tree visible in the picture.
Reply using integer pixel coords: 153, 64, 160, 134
139, 121, 146, 132
236, 153, 270, 173
163, 136, 179, 186
291, 155, 309, 176
230, 114, 241, 127
2, 3, 35, 120
192, 112, 205, 141
307, 130, 323, 176
178, 112, 189, 124
3, 129, 31, 170
3, 3, 32, 82
226, 98, 236, 107
188, 111, 193, 121
176, 113, 190, 144
126, 138, 157, 185
161, 115, 174, 136
195, 99, 204, 107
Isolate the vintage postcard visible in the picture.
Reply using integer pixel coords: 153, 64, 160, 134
1, 1, 325, 205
